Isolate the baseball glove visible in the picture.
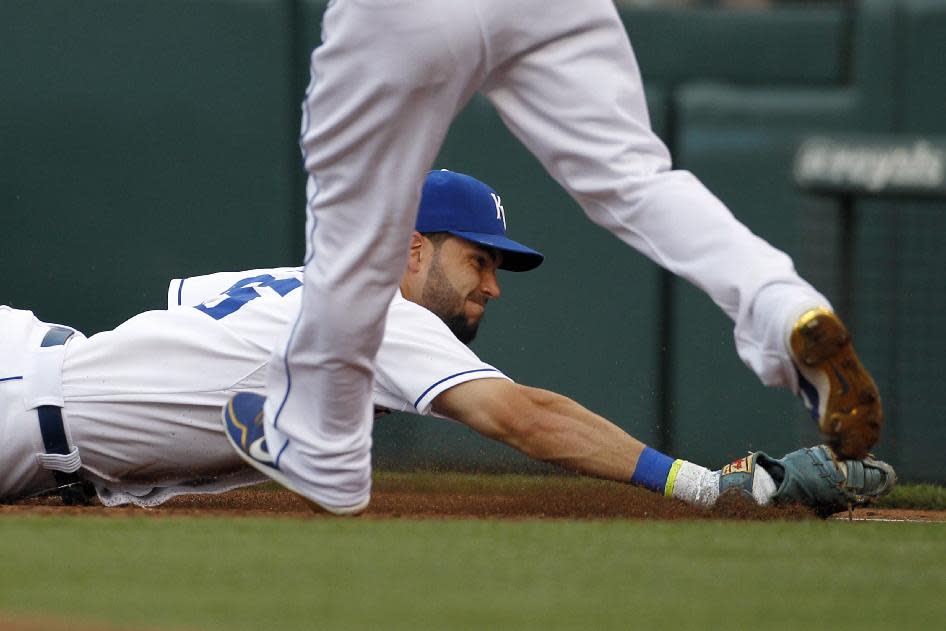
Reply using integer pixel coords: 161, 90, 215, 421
720, 444, 896, 517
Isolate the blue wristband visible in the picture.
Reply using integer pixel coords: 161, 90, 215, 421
630, 446, 675, 493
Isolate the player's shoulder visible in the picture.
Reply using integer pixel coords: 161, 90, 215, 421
387, 291, 447, 329
389, 290, 423, 313
385, 291, 467, 343
383, 292, 480, 357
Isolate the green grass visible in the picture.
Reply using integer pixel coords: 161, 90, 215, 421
875, 483, 946, 510
1, 516, 943, 631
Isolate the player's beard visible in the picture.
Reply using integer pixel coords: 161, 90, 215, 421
421, 255, 485, 344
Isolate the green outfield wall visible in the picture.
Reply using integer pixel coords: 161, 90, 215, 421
2, 0, 943, 482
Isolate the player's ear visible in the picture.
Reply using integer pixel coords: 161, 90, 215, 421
406, 231, 425, 271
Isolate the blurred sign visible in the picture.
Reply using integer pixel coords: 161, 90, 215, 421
794, 135, 946, 197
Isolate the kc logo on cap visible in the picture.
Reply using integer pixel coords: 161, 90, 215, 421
491, 193, 506, 230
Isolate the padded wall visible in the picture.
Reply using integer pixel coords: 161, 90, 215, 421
850, 199, 946, 481
0, 0, 299, 333
896, 0, 946, 133
620, 6, 848, 86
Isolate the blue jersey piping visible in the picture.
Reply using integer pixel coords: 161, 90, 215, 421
413, 368, 501, 410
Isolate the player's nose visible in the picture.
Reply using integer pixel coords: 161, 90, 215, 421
481, 269, 501, 299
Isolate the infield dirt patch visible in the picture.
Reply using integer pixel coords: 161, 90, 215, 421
1, 472, 940, 521
0, 472, 847, 521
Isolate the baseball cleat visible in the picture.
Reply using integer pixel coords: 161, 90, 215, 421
719, 445, 897, 517
789, 308, 882, 460
222, 393, 368, 516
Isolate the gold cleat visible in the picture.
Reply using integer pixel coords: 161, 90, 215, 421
789, 308, 883, 460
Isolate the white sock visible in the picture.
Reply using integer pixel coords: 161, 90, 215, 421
668, 460, 779, 507
668, 460, 720, 508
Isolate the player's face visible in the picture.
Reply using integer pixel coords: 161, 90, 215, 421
420, 236, 502, 344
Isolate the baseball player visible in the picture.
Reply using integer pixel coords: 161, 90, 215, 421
1, 170, 893, 516
267, 0, 884, 514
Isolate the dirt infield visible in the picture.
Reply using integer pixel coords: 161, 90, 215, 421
2, 475, 940, 521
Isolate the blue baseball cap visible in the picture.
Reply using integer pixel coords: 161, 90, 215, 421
415, 169, 544, 272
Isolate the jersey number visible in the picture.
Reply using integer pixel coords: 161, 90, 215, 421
195, 274, 302, 320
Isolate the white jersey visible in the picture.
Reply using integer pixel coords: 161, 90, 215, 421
167, 267, 505, 416
0, 268, 508, 506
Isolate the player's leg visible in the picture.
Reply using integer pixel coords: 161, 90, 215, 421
482, 0, 821, 361
58, 311, 269, 503
1, 306, 249, 504
479, 0, 879, 455
261, 0, 486, 512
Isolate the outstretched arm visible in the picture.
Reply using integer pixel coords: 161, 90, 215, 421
432, 378, 645, 483
430, 377, 899, 514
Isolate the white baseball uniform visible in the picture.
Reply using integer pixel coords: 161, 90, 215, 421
0, 268, 508, 506
273, 0, 829, 510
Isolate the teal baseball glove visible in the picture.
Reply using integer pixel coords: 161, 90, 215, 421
719, 444, 896, 517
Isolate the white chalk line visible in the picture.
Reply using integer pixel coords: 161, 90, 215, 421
830, 516, 943, 523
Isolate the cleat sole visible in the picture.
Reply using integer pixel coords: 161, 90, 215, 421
790, 308, 883, 459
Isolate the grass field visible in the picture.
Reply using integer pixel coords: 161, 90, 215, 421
1, 508, 944, 631
877, 483, 946, 510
